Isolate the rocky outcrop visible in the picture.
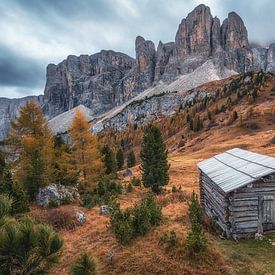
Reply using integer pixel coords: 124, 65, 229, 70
221, 12, 249, 51
93, 60, 236, 133
266, 44, 275, 74
1, 4, 275, 140
36, 184, 80, 207
0, 95, 44, 140
175, 4, 213, 58
43, 51, 136, 118
135, 36, 156, 87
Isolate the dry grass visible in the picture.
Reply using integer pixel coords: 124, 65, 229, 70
47, 121, 275, 274
34, 75, 275, 274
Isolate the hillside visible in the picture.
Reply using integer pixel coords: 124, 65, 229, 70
32, 71, 274, 274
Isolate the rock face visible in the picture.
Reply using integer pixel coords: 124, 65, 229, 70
266, 44, 275, 74
175, 4, 213, 58
43, 51, 136, 118
0, 4, 275, 139
0, 95, 43, 140
221, 12, 249, 51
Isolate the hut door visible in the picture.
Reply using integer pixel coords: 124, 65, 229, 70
259, 196, 275, 231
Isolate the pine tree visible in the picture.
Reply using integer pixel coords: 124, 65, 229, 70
127, 151, 136, 168
70, 252, 97, 275
116, 148, 124, 170
102, 145, 117, 174
69, 109, 105, 190
8, 101, 54, 199
0, 150, 5, 181
140, 124, 169, 193
185, 192, 207, 258
0, 195, 63, 274
0, 168, 29, 214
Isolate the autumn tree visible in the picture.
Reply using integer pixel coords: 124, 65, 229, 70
53, 134, 79, 186
69, 109, 105, 190
8, 101, 54, 199
140, 124, 169, 193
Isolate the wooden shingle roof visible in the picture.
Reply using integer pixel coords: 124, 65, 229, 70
197, 148, 275, 193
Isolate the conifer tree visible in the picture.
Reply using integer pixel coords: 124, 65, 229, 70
0, 195, 63, 274
116, 148, 124, 170
8, 101, 54, 199
0, 168, 29, 214
185, 192, 207, 257
102, 145, 117, 174
69, 109, 105, 190
0, 150, 5, 181
127, 151, 136, 168
70, 252, 97, 275
140, 124, 169, 193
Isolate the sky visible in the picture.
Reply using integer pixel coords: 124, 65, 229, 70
0, 0, 274, 98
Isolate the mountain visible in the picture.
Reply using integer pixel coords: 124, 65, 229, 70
0, 95, 44, 140
48, 105, 93, 135
1, 4, 275, 139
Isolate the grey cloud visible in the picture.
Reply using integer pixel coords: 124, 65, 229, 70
0, 0, 275, 98
0, 44, 45, 89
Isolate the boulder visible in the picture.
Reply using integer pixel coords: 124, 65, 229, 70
36, 184, 80, 207
100, 205, 111, 215
76, 210, 86, 225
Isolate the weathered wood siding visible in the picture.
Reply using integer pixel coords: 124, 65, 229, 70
200, 171, 275, 238
199, 171, 230, 235
228, 176, 275, 238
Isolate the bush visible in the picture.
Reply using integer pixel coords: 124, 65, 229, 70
70, 252, 97, 275
41, 208, 78, 230
159, 230, 179, 248
48, 198, 59, 208
82, 175, 122, 209
131, 177, 141, 187
0, 195, 63, 274
110, 196, 162, 244
110, 208, 133, 245
127, 182, 133, 193
185, 192, 207, 258
172, 185, 177, 192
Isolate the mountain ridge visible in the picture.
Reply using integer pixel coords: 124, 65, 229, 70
1, 4, 275, 139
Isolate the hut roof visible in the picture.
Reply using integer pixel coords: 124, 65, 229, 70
197, 148, 275, 193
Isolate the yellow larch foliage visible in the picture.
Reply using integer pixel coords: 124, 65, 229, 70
8, 101, 54, 198
69, 109, 105, 190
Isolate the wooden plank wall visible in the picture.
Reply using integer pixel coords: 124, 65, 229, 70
200, 171, 275, 239
199, 171, 230, 235
229, 178, 275, 238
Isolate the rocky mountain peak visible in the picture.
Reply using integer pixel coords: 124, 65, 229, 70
1, 4, 275, 140
221, 12, 249, 51
175, 4, 213, 57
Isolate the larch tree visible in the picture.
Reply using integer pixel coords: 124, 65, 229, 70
140, 124, 169, 193
53, 134, 79, 186
8, 101, 54, 199
69, 109, 105, 190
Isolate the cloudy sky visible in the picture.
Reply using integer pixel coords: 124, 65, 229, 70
0, 0, 274, 98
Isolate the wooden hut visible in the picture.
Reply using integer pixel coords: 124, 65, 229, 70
197, 148, 275, 239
